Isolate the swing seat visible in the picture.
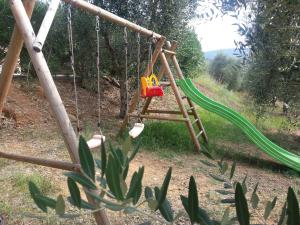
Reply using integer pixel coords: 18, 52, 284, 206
129, 123, 144, 138
87, 134, 106, 150
143, 86, 164, 97
140, 74, 164, 98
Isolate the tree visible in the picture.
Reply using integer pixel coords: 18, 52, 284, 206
209, 53, 242, 90
210, 0, 300, 108
240, 0, 300, 107
176, 28, 206, 77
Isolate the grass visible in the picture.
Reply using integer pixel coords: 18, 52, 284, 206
11, 173, 55, 195
0, 202, 12, 217
0, 159, 9, 168
139, 121, 194, 153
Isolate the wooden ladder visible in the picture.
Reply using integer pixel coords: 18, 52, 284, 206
120, 40, 208, 152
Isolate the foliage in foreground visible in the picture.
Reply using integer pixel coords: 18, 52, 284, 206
27, 136, 300, 224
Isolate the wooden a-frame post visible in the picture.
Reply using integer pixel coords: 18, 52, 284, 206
0, 0, 36, 114
7, 0, 110, 224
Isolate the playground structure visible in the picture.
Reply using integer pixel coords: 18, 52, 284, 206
0, 0, 207, 224
0, 0, 299, 224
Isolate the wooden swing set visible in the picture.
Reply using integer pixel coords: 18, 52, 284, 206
0, 0, 208, 224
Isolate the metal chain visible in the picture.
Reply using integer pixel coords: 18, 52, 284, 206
95, 16, 103, 135
67, 6, 80, 133
148, 37, 154, 77
124, 27, 129, 117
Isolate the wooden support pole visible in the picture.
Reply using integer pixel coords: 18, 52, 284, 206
119, 37, 166, 133
63, 0, 161, 39
33, 0, 60, 52
0, 0, 36, 114
128, 113, 188, 122
8, 1, 110, 224
187, 97, 208, 142
0, 151, 80, 172
159, 51, 201, 152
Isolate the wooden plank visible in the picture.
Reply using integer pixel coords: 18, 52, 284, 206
159, 51, 201, 152
8, 1, 110, 224
0, 151, 80, 172
33, 0, 60, 52
64, 0, 161, 39
192, 118, 199, 125
146, 109, 194, 115
196, 130, 204, 138
0, 0, 36, 114
162, 49, 176, 55
128, 113, 188, 122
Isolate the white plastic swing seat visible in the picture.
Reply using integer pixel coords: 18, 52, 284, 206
129, 123, 145, 138
87, 134, 106, 149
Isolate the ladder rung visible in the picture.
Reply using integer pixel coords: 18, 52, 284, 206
192, 119, 199, 125
162, 49, 176, 55
196, 130, 204, 138
160, 81, 171, 86
181, 96, 187, 99
187, 107, 194, 111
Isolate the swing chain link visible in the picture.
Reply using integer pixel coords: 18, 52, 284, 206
148, 36, 154, 76
124, 27, 129, 118
95, 16, 100, 32
95, 16, 102, 134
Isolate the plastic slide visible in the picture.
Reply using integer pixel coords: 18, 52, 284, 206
176, 78, 300, 172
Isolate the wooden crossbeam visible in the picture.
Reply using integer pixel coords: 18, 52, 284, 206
128, 113, 188, 122
64, 0, 161, 39
146, 109, 194, 115
33, 0, 60, 52
0, 151, 80, 172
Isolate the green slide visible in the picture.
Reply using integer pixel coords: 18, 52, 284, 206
176, 78, 300, 172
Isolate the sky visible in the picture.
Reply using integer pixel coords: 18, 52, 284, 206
192, 15, 242, 52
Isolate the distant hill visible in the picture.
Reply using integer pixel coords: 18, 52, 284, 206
204, 48, 236, 60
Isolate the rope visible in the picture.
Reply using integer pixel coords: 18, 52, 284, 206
67, 6, 80, 133
124, 27, 128, 117
137, 33, 141, 121
95, 16, 103, 135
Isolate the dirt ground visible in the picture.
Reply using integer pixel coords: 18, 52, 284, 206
0, 79, 299, 224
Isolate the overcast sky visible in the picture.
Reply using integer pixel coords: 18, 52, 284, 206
192, 15, 242, 52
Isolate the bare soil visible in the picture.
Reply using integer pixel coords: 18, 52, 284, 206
0, 79, 299, 225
